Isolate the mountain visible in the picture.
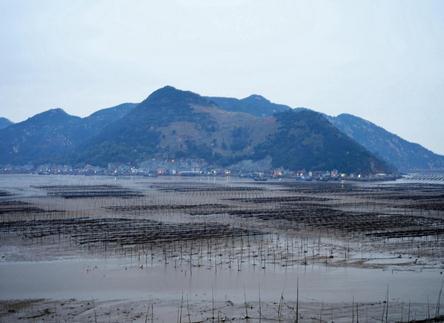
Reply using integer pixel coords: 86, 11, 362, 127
77, 86, 273, 166
76, 86, 390, 173
1, 86, 415, 174
0, 117, 13, 129
0, 109, 84, 165
329, 113, 444, 172
0, 103, 137, 165
208, 94, 290, 117
256, 110, 390, 173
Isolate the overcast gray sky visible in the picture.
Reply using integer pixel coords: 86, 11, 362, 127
1, 0, 443, 154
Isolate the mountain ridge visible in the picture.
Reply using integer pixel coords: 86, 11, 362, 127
329, 113, 444, 172
0, 86, 441, 173
0, 104, 138, 165
66, 86, 389, 174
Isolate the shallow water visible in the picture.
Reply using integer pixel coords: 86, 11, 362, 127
2, 173, 444, 322
0, 256, 442, 305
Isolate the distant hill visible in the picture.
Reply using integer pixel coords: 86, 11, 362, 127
0, 103, 137, 165
0, 109, 84, 164
0, 117, 13, 130
329, 113, 444, 172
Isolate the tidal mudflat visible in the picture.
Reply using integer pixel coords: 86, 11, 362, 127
1, 175, 444, 322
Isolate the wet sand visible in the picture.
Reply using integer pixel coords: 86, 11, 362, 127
1, 174, 444, 322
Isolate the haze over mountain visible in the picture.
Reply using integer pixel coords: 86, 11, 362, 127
0, 86, 442, 173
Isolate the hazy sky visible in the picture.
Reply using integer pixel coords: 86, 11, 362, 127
1, 0, 443, 154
